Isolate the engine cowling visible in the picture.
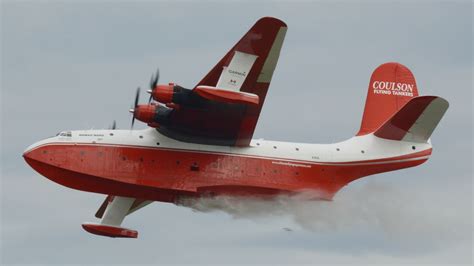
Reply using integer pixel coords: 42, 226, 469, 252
133, 104, 156, 124
150, 83, 175, 103
132, 104, 172, 125
149, 83, 197, 107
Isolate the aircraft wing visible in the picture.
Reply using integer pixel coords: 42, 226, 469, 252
157, 17, 287, 146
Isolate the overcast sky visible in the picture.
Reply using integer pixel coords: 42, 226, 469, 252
1, 1, 472, 265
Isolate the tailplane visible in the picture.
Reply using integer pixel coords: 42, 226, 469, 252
374, 96, 448, 142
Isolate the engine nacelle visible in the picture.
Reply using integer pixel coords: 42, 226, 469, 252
149, 83, 196, 107
150, 83, 175, 103
133, 104, 156, 124
132, 104, 172, 125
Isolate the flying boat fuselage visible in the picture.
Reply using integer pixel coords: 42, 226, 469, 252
23, 128, 432, 202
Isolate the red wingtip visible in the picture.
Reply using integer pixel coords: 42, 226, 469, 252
256, 16, 287, 28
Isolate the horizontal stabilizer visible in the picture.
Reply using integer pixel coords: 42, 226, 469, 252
374, 96, 449, 142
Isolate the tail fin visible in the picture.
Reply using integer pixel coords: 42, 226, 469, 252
357, 62, 419, 136
374, 96, 449, 142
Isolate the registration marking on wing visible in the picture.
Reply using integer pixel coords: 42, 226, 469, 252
216, 51, 258, 91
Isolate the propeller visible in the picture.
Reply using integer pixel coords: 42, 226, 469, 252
148, 68, 160, 103
129, 87, 141, 129
108, 120, 117, 130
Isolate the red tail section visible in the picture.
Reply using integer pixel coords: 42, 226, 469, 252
357, 63, 419, 136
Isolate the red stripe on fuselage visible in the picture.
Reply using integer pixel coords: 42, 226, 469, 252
25, 142, 432, 166
23, 142, 430, 201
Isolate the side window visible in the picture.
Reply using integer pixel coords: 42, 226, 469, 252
58, 131, 72, 137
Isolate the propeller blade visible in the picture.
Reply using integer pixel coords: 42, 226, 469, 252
130, 106, 135, 129
149, 72, 155, 90
151, 68, 160, 89
134, 87, 140, 108
108, 120, 117, 130
130, 87, 140, 130
148, 68, 159, 103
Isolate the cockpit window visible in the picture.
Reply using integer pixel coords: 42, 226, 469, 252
58, 131, 72, 137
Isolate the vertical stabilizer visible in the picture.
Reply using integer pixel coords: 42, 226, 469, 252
357, 62, 419, 136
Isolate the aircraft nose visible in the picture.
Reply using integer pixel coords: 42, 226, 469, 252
23, 149, 31, 160
23, 143, 40, 164
23, 149, 35, 168
23, 140, 48, 163
23, 140, 56, 177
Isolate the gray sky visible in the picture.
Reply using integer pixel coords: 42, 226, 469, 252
1, 1, 472, 265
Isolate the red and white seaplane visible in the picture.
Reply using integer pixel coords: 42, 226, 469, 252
23, 17, 448, 238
